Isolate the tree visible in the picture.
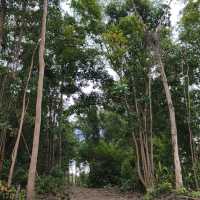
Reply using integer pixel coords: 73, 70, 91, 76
26, 0, 48, 199
133, 1, 183, 189
152, 30, 183, 189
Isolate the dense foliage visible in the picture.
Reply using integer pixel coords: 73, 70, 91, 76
0, 0, 200, 199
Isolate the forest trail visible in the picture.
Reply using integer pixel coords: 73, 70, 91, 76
70, 186, 142, 200
38, 187, 196, 200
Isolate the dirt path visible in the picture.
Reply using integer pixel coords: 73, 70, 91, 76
38, 187, 192, 200
70, 187, 142, 200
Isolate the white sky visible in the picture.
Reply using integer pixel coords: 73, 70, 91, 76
170, 0, 185, 38
60, 1, 72, 14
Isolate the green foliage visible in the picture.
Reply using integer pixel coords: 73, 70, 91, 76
111, 82, 129, 96
180, 0, 200, 46
155, 161, 172, 184
36, 168, 65, 194
71, 0, 101, 20
71, 0, 103, 34
174, 188, 200, 199
176, 186, 188, 195
143, 192, 154, 200
1, 0, 200, 197
103, 26, 128, 66
13, 168, 27, 187
87, 140, 126, 187
120, 158, 140, 191
119, 15, 144, 37
0, 159, 10, 180
0, 181, 25, 200
155, 182, 173, 195
144, 182, 172, 200
105, 1, 127, 22
189, 190, 200, 198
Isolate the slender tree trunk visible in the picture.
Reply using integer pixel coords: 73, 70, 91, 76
154, 32, 183, 190
45, 107, 50, 172
59, 92, 63, 168
132, 132, 146, 188
59, 134, 62, 168
0, 0, 6, 50
7, 45, 37, 187
26, 0, 48, 199
52, 135, 55, 167
149, 76, 154, 177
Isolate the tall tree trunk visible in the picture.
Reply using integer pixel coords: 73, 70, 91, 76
59, 91, 63, 169
154, 32, 183, 190
149, 76, 154, 178
26, 0, 48, 199
7, 45, 37, 187
45, 107, 50, 173
0, 0, 6, 50
59, 134, 62, 168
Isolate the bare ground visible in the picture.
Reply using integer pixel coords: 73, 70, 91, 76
37, 186, 142, 200
70, 187, 142, 200
38, 187, 196, 200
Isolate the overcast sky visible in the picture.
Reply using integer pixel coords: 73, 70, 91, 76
170, 0, 185, 37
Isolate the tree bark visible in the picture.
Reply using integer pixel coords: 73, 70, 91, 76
59, 91, 63, 168
149, 76, 154, 177
154, 32, 183, 190
26, 0, 48, 199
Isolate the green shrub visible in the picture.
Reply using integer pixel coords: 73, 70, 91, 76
36, 175, 65, 194
121, 159, 133, 180
190, 190, 200, 198
143, 192, 154, 200
176, 187, 188, 195
120, 179, 133, 191
36, 168, 65, 194
0, 160, 9, 180
144, 182, 172, 200
176, 188, 200, 198
0, 181, 25, 200
155, 182, 172, 195
13, 168, 27, 187
120, 158, 140, 192
86, 141, 125, 187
